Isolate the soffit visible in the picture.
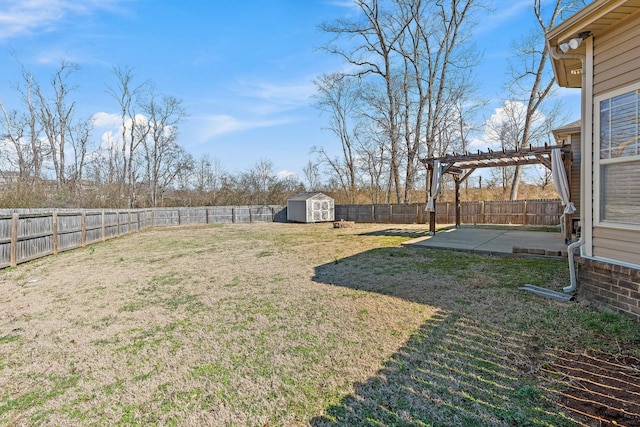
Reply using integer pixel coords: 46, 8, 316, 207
547, 0, 640, 88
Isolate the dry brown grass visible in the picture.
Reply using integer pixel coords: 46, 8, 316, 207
0, 222, 638, 426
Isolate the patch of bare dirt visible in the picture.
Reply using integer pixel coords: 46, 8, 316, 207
543, 349, 640, 426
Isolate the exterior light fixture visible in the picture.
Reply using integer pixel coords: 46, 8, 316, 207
558, 31, 591, 53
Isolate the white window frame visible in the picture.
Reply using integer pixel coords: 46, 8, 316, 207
593, 81, 640, 230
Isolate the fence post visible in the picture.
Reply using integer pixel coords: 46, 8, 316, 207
480, 201, 485, 224
101, 210, 106, 242
523, 200, 528, 225
51, 212, 58, 255
232, 207, 237, 224
81, 211, 87, 247
10, 213, 18, 267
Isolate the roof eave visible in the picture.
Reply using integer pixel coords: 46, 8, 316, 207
546, 0, 634, 88
547, 0, 627, 43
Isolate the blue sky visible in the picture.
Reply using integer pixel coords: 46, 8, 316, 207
0, 0, 582, 180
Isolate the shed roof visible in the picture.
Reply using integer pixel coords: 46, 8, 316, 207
288, 192, 333, 201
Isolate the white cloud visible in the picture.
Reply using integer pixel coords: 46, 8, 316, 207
92, 111, 150, 130
277, 170, 298, 180
92, 112, 121, 128
198, 114, 292, 140
231, 78, 317, 114
328, 0, 357, 8
480, 100, 548, 149
467, 136, 497, 151
0, 0, 127, 40
99, 130, 117, 150
475, 0, 531, 35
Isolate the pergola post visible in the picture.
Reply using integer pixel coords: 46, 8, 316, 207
428, 166, 436, 235
455, 175, 461, 228
429, 207, 436, 234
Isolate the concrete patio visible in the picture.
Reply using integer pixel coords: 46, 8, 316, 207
404, 226, 570, 257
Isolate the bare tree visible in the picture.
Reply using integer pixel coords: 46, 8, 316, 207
0, 63, 46, 188
320, 0, 483, 203
357, 126, 388, 203
484, 100, 529, 193
395, 0, 481, 202
239, 158, 277, 205
193, 153, 226, 204
107, 66, 150, 206
19, 65, 44, 186
302, 159, 322, 192
35, 59, 79, 189
504, 0, 584, 200
321, 0, 407, 202
67, 117, 92, 192
138, 90, 190, 207
313, 73, 360, 202
0, 106, 28, 182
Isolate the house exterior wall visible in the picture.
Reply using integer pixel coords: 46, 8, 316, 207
568, 133, 581, 220
577, 257, 640, 322
590, 12, 640, 269
546, 0, 640, 321
593, 15, 640, 96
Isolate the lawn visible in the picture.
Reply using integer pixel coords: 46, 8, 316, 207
1, 222, 638, 426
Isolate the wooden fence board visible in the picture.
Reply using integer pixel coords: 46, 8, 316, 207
209, 206, 235, 224
0, 201, 562, 270
335, 200, 563, 226
0, 243, 10, 268
15, 215, 54, 263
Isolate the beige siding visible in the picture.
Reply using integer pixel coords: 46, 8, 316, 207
593, 13, 640, 96
590, 12, 640, 266
593, 226, 640, 266
569, 133, 581, 217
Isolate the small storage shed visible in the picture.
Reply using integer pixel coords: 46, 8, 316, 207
287, 192, 334, 223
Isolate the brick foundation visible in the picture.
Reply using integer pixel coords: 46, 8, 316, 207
576, 257, 640, 322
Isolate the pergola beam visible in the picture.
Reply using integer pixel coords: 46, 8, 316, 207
422, 143, 570, 171
421, 143, 572, 236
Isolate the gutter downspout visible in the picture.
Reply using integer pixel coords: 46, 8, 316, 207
564, 239, 585, 292
549, 45, 586, 294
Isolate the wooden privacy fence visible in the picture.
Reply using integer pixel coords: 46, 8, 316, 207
334, 199, 564, 226
0, 200, 563, 269
0, 205, 285, 269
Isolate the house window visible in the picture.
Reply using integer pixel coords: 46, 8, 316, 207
596, 85, 640, 226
